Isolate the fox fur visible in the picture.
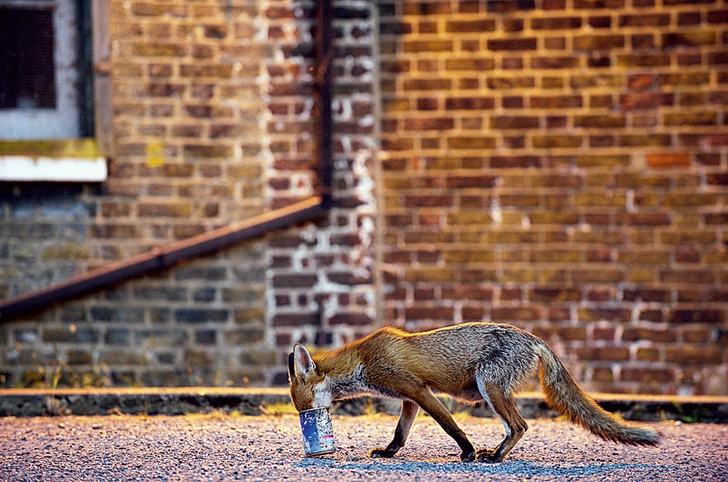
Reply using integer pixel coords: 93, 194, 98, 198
288, 322, 660, 462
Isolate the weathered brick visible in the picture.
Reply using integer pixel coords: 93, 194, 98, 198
574, 0, 625, 7
663, 31, 717, 48
43, 326, 100, 343
137, 202, 192, 218
446, 19, 496, 32
67, 350, 93, 365
576, 346, 630, 362
532, 17, 581, 30
531, 95, 582, 109
175, 266, 227, 281
621, 367, 674, 383
617, 54, 670, 67
490, 116, 540, 129
132, 43, 187, 57
573, 35, 625, 50
619, 14, 670, 26
487, 38, 537, 51
445, 96, 495, 110
620, 93, 674, 110
533, 135, 583, 148
666, 346, 723, 364
444, 58, 495, 71
530, 56, 579, 69
105, 329, 130, 345
90, 307, 145, 323
403, 78, 452, 91
136, 329, 188, 345
272, 274, 318, 288
493, 307, 543, 322
669, 310, 724, 324
329, 313, 375, 326
664, 112, 717, 126
404, 40, 453, 53
174, 308, 229, 324
447, 137, 497, 150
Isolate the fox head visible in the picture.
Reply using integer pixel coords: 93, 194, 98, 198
288, 344, 332, 412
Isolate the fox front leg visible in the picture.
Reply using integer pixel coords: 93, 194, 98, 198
403, 389, 477, 462
369, 400, 420, 458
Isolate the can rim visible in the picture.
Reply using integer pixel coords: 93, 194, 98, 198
299, 407, 330, 414
305, 448, 336, 457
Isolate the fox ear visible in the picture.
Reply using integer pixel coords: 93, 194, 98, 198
287, 352, 295, 383
293, 343, 316, 378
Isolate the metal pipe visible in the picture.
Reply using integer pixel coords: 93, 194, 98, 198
315, 0, 333, 210
0, 198, 327, 321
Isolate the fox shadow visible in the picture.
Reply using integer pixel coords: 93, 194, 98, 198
294, 456, 663, 478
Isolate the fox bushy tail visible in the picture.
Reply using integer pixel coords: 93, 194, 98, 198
535, 344, 661, 446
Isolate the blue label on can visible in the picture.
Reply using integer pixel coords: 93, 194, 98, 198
299, 408, 335, 456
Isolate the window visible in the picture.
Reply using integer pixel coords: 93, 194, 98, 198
0, 0, 107, 182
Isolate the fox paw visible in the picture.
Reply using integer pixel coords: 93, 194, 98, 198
460, 451, 477, 463
476, 448, 502, 463
369, 448, 396, 459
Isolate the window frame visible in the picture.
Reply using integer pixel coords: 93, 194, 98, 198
0, 0, 110, 182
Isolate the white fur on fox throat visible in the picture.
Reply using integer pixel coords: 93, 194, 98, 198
313, 379, 333, 408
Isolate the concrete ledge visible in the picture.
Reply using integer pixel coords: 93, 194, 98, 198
0, 388, 726, 423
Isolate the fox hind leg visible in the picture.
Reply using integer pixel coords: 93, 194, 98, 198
477, 381, 528, 463
369, 400, 420, 458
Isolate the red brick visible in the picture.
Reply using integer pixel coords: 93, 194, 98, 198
445, 97, 495, 110
620, 93, 674, 110
530, 56, 580, 69
405, 306, 454, 321
445, 19, 496, 32
573, 35, 625, 50
575, 115, 626, 128
619, 14, 670, 26
646, 152, 691, 169
576, 346, 630, 362
663, 31, 717, 48
492, 307, 543, 322
531, 95, 583, 108
487, 38, 537, 51
621, 368, 674, 383
490, 116, 540, 129
532, 17, 581, 29
669, 310, 724, 324
617, 54, 670, 67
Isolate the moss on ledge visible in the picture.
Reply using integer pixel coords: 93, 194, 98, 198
0, 139, 101, 158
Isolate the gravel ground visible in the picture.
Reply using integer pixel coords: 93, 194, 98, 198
0, 413, 726, 481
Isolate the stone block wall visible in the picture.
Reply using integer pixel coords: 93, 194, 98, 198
1, 0, 273, 387
379, 0, 728, 395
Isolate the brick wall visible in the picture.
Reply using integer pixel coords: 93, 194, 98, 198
379, 0, 728, 395
2, 0, 726, 396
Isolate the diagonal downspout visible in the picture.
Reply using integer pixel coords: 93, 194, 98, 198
0, 0, 334, 322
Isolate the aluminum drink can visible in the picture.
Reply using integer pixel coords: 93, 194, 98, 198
299, 408, 336, 456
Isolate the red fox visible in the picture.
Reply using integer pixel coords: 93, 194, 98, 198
288, 322, 660, 462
